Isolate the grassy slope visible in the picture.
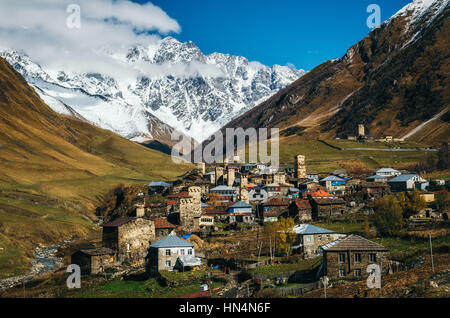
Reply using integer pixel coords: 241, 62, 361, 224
0, 57, 192, 278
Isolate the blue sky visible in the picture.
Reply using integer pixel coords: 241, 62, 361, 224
135, 0, 411, 70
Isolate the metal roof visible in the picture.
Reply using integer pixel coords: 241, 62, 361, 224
150, 235, 194, 248
376, 168, 400, 174
149, 181, 171, 187
320, 175, 345, 182
388, 174, 420, 182
229, 201, 252, 208
211, 185, 235, 191
293, 224, 336, 235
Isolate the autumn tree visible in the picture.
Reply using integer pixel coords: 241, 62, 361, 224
373, 196, 403, 236
275, 217, 297, 256
403, 189, 427, 218
436, 190, 450, 214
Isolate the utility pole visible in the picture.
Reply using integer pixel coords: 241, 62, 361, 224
429, 234, 434, 272
257, 241, 263, 268
379, 255, 383, 297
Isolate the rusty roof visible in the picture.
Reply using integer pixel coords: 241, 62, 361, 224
294, 199, 312, 210
311, 197, 346, 205
264, 198, 288, 206
322, 235, 388, 252
151, 217, 176, 229
168, 191, 190, 198
103, 217, 134, 227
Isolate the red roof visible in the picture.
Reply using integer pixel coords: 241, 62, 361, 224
151, 217, 176, 229
264, 198, 288, 206
166, 200, 178, 205
309, 189, 332, 197
205, 208, 228, 215
146, 203, 163, 208
294, 199, 312, 210
181, 290, 211, 298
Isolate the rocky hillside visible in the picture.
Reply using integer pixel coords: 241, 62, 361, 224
221, 0, 449, 145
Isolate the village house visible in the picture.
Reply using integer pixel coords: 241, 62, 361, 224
375, 168, 401, 177
310, 197, 347, 220
366, 175, 388, 183
71, 247, 116, 275
259, 198, 288, 219
292, 224, 344, 259
210, 185, 238, 200
320, 175, 346, 196
227, 201, 255, 223
287, 199, 312, 222
321, 235, 389, 280
388, 174, 428, 192
102, 216, 155, 265
359, 181, 391, 199
152, 217, 176, 241
147, 235, 201, 273
262, 183, 281, 197
148, 181, 171, 195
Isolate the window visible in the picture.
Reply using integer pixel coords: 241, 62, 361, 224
354, 253, 361, 263
339, 253, 346, 263
180, 249, 185, 255
326, 235, 331, 241
355, 268, 361, 277
318, 235, 322, 241
188, 249, 193, 255
339, 269, 346, 277
306, 236, 311, 242
166, 249, 171, 256
369, 253, 377, 263
165, 260, 171, 267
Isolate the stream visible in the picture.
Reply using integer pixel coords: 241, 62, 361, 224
0, 242, 67, 292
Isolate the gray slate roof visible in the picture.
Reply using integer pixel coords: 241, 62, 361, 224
150, 235, 194, 248
388, 174, 419, 182
322, 234, 388, 252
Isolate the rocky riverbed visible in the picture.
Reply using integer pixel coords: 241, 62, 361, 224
0, 242, 67, 291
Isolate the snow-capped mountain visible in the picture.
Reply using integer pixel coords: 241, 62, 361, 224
0, 37, 305, 142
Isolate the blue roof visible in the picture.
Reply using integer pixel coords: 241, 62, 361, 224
229, 201, 252, 209
388, 174, 419, 182
293, 224, 336, 235
201, 202, 209, 208
150, 235, 193, 248
289, 187, 300, 192
320, 175, 345, 182
149, 181, 171, 187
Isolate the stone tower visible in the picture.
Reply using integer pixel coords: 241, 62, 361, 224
240, 174, 249, 204
358, 124, 365, 136
196, 162, 206, 174
227, 167, 235, 187
295, 155, 306, 179
215, 166, 224, 185
179, 186, 202, 233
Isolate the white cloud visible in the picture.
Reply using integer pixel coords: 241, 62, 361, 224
0, 0, 184, 80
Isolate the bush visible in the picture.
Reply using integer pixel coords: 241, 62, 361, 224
237, 269, 252, 283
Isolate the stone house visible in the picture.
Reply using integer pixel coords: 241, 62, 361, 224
287, 199, 312, 222
360, 181, 390, 199
152, 217, 176, 241
259, 198, 288, 219
388, 174, 428, 192
102, 217, 155, 265
71, 247, 116, 275
310, 197, 346, 220
292, 224, 344, 259
321, 235, 389, 280
147, 235, 201, 273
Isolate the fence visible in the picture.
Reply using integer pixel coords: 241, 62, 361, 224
275, 281, 321, 297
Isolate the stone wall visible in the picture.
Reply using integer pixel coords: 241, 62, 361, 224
324, 250, 389, 279
240, 174, 249, 204
295, 155, 306, 179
